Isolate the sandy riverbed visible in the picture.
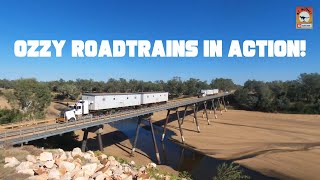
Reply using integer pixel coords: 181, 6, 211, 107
151, 108, 320, 180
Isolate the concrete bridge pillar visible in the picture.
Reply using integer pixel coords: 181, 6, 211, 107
81, 125, 104, 152
180, 105, 188, 126
203, 101, 210, 125
211, 99, 218, 119
95, 126, 104, 152
193, 104, 200, 132
131, 115, 161, 164
218, 98, 223, 115
222, 96, 228, 112
81, 129, 89, 152
161, 110, 171, 142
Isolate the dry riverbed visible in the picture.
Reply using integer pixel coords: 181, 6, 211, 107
151, 108, 320, 180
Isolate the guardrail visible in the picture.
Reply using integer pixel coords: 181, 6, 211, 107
0, 119, 55, 130
0, 93, 231, 146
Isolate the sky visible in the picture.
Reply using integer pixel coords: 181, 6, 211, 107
0, 0, 319, 85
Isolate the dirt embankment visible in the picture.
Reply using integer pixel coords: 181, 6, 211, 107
0, 96, 11, 109
151, 108, 320, 180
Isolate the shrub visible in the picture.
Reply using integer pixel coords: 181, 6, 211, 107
213, 163, 250, 180
178, 171, 192, 180
0, 109, 23, 124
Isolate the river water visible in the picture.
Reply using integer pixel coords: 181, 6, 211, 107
110, 118, 275, 180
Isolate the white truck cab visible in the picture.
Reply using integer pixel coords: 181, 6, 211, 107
68, 100, 90, 115
57, 100, 90, 123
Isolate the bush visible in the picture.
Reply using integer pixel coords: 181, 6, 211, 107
178, 171, 192, 180
289, 102, 305, 113
213, 163, 250, 180
0, 109, 23, 124
303, 103, 320, 114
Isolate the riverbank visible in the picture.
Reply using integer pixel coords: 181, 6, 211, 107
74, 125, 179, 176
1, 146, 174, 180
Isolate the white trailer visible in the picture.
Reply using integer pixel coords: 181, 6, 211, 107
200, 89, 219, 96
139, 92, 168, 104
82, 93, 141, 110
201, 89, 213, 95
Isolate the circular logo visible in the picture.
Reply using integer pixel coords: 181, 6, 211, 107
299, 11, 310, 22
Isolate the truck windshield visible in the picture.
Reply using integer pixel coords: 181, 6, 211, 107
68, 105, 76, 109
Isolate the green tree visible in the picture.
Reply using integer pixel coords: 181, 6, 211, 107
298, 73, 320, 103
118, 78, 128, 92
254, 81, 273, 111
184, 78, 200, 95
57, 84, 80, 100
183, 78, 210, 95
285, 80, 301, 102
267, 81, 290, 111
235, 80, 273, 111
166, 77, 185, 96
272, 96, 290, 112
104, 78, 120, 92
5, 79, 51, 119
153, 80, 165, 91
75, 79, 94, 92
0, 79, 15, 89
234, 88, 258, 110
128, 79, 139, 92
211, 78, 237, 91
267, 81, 287, 97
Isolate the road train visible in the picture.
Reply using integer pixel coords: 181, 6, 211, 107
57, 89, 220, 122
198, 89, 219, 97
57, 92, 169, 122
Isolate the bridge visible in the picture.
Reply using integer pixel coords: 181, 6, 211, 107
0, 92, 232, 164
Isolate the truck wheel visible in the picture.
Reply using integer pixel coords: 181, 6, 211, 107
69, 118, 76, 122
